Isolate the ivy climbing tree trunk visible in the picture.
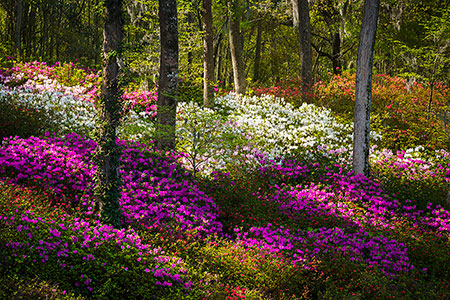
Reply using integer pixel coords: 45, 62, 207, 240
202, 0, 215, 107
292, 0, 313, 100
353, 0, 380, 176
157, 0, 179, 151
94, 0, 124, 229
228, 1, 246, 95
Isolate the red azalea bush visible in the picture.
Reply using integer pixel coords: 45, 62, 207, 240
314, 72, 450, 151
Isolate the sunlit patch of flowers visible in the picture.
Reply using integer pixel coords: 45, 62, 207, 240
0, 60, 100, 103
213, 93, 381, 158
174, 94, 377, 176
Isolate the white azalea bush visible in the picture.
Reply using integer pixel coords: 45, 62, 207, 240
175, 101, 259, 176
0, 84, 157, 143
0, 86, 96, 137
214, 93, 381, 158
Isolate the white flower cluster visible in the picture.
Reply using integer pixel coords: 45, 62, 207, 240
213, 93, 369, 158
0, 85, 96, 137
174, 94, 380, 175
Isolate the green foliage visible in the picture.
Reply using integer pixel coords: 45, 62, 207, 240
191, 239, 320, 300
0, 274, 86, 300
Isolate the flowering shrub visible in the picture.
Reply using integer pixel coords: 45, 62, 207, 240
371, 146, 450, 210
313, 72, 450, 150
214, 93, 381, 159
0, 60, 100, 102
0, 183, 194, 299
0, 87, 96, 139
0, 134, 222, 236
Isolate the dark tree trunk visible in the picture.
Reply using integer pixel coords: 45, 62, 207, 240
228, 1, 246, 95
292, 0, 313, 100
214, 30, 223, 82
332, 32, 342, 74
157, 0, 179, 150
252, 22, 262, 83
15, 0, 23, 57
94, 0, 124, 229
353, 0, 380, 176
202, 0, 215, 107
216, 41, 223, 83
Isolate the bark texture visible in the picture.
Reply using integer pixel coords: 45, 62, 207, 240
202, 0, 215, 107
292, 0, 313, 99
157, 0, 179, 150
228, 1, 246, 95
94, 0, 124, 229
353, 0, 380, 176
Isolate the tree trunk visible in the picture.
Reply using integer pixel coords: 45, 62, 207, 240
15, 0, 23, 57
332, 32, 342, 74
228, 1, 246, 95
353, 0, 380, 176
202, 0, 215, 107
252, 21, 262, 83
292, 0, 313, 100
94, 0, 124, 229
157, 0, 179, 151
216, 41, 223, 84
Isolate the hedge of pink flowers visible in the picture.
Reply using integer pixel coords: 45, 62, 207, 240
0, 133, 222, 236
211, 153, 450, 278
2, 208, 193, 292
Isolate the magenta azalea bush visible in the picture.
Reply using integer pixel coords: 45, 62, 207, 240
0, 133, 222, 236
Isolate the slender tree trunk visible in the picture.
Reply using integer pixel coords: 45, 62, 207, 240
228, 1, 246, 95
15, 0, 23, 57
202, 0, 215, 107
253, 21, 262, 83
292, 0, 313, 100
94, 0, 124, 229
187, 12, 193, 65
353, 0, 380, 176
332, 32, 342, 74
216, 41, 223, 83
157, 0, 179, 151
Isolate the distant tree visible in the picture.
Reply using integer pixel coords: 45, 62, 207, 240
252, 20, 263, 83
353, 0, 380, 176
292, 0, 313, 99
310, 0, 355, 75
228, 0, 246, 95
94, 0, 124, 229
202, 0, 215, 107
156, 0, 179, 150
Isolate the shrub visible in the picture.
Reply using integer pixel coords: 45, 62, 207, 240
0, 183, 194, 299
